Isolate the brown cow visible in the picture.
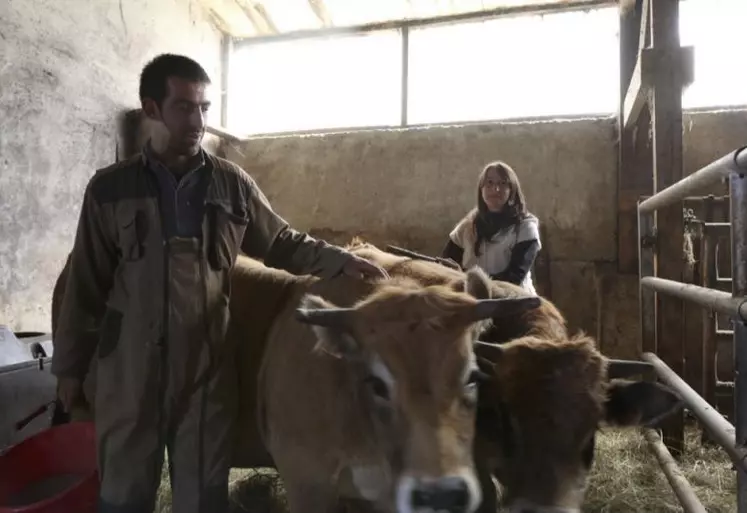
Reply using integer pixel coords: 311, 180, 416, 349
52, 252, 542, 513
343, 238, 683, 513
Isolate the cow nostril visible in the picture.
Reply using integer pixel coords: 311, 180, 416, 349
411, 476, 470, 512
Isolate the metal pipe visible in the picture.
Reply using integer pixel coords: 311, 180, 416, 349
400, 25, 409, 127
639, 147, 747, 214
730, 169, 747, 510
640, 276, 747, 322
642, 352, 747, 472
642, 428, 708, 513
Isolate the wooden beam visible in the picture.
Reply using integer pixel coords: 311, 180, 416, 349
650, 0, 685, 459
623, 50, 648, 130
623, 45, 694, 129
618, 0, 649, 275
234, 0, 279, 35
198, 0, 258, 37
307, 0, 333, 27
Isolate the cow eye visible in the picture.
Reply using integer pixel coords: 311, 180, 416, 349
365, 375, 390, 401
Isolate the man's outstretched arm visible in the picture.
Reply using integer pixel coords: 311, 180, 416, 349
240, 177, 386, 280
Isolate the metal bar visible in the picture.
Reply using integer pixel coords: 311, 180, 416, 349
701, 196, 718, 445
642, 428, 707, 513
233, 0, 615, 46
220, 34, 232, 129
705, 222, 732, 230
640, 277, 747, 322
639, 147, 747, 214
730, 168, 747, 511
400, 25, 409, 127
639, 202, 657, 354
683, 195, 730, 205
642, 352, 747, 472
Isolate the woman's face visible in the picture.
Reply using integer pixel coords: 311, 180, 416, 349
481, 167, 511, 212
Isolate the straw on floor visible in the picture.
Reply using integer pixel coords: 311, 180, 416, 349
155, 424, 736, 513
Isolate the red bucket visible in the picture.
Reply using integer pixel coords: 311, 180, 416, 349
0, 422, 98, 513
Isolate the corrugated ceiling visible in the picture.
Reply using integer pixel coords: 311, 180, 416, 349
199, 0, 614, 39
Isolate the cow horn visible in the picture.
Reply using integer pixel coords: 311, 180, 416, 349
295, 307, 355, 328
471, 296, 542, 321
607, 359, 655, 379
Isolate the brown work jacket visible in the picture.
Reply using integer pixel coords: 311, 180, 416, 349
52, 150, 351, 382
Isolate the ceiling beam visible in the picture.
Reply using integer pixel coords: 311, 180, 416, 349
307, 0, 333, 27
234, 0, 616, 46
234, 0, 279, 35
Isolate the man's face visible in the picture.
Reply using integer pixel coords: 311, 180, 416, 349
144, 76, 211, 157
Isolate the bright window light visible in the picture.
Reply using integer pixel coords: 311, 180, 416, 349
226, 0, 746, 135
407, 7, 620, 124
227, 30, 402, 134
680, 0, 747, 109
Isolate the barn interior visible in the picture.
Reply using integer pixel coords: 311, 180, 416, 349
1, 0, 746, 511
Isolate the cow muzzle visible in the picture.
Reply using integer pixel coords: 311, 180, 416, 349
397, 474, 479, 513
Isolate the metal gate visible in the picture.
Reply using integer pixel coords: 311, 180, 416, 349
637, 146, 747, 512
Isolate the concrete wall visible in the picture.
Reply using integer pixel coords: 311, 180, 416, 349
222, 108, 747, 359
0, 0, 223, 331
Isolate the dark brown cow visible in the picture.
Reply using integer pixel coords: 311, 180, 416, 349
344, 238, 683, 513
52, 252, 541, 513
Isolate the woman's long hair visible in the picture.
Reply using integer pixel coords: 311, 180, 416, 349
473, 160, 528, 256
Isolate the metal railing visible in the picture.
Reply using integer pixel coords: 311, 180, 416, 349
637, 146, 747, 511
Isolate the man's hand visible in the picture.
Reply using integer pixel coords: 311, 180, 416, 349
57, 376, 83, 413
342, 255, 389, 280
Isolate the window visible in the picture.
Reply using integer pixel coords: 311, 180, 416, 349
407, 7, 620, 124
680, 0, 747, 109
227, 30, 402, 134
226, 1, 746, 135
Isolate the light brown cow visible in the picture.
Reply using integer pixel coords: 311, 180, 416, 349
51, 253, 542, 513
343, 239, 683, 513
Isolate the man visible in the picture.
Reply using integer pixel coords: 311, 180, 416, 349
52, 53, 388, 513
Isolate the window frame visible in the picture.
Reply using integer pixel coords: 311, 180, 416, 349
222, 0, 746, 137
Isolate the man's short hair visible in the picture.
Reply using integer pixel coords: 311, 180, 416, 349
139, 53, 212, 107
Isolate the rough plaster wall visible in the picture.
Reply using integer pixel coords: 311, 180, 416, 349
223, 108, 747, 359
224, 118, 620, 260
0, 0, 223, 331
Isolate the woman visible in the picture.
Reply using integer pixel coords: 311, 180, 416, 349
442, 160, 541, 295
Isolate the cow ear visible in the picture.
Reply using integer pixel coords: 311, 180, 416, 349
604, 379, 683, 427
464, 266, 492, 300
297, 294, 360, 359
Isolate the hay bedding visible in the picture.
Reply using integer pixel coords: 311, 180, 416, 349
155, 425, 735, 513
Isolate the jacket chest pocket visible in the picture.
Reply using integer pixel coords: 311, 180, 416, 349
117, 210, 149, 262
207, 202, 249, 270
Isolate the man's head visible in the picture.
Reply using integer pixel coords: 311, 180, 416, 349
139, 53, 212, 157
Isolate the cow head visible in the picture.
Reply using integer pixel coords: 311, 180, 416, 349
295, 269, 541, 513
473, 336, 683, 513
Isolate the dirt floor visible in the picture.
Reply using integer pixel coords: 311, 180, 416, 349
155, 423, 736, 513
